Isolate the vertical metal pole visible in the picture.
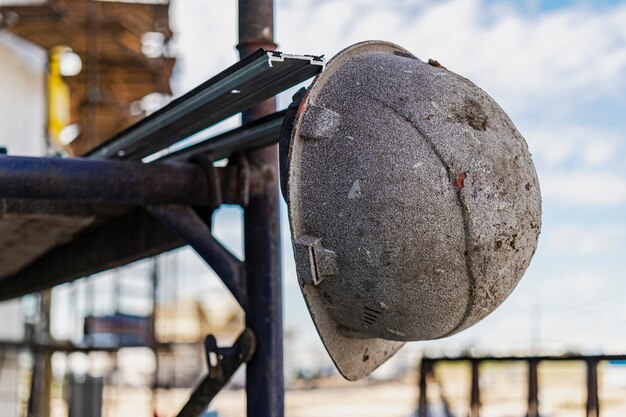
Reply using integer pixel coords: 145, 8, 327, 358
527, 359, 539, 417
237, 1, 283, 417
418, 360, 430, 417
27, 291, 52, 417
150, 258, 159, 416
26, 348, 40, 417
41, 290, 52, 417
586, 359, 599, 417
469, 360, 480, 417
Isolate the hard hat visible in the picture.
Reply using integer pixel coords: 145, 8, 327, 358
280, 41, 541, 380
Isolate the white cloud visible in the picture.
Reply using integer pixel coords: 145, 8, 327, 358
540, 171, 626, 206
171, 0, 626, 124
276, 0, 626, 115
525, 126, 624, 168
543, 224, 626, 255
524, 125, 626, 207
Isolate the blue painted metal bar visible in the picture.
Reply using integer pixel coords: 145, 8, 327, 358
147, 205, 246, 305
238, 0, 285, 416
0, 155, 213, 206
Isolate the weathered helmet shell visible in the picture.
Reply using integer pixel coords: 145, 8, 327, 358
284, 41, 541, 380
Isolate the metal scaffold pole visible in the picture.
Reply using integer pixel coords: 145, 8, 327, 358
237, 0, 284, 416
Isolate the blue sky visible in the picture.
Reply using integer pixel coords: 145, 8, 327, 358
47, 0, 626, 361
169, 0, 626, 356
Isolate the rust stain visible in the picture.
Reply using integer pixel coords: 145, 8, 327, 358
296, 91, 310, 117
454, 172, 467, 189
425, 114, 433, 120
428, 59, 447, 69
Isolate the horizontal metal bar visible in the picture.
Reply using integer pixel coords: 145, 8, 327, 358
0, 155, 214, 206
0, 338, 204, 353
86, 50, 322, 161
148, 205, 245, 305
0, 158, 258, 299
162, 110, 285, 162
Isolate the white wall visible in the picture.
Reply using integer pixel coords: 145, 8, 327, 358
0, 30, 46, 417
0, 31, 47, 343
0, 31, 46, 156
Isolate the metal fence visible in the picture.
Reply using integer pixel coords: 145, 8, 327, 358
417, 354, 626, 417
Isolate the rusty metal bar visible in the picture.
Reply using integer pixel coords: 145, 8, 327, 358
586, 358, 599, 417
0, 157, 264, 301
0, 155, 215, 206
238, 1, 284, 416
528, 359, 539, 417
469, 359, 480, 417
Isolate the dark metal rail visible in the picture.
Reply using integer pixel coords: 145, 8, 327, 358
86, 50, 321, 161
417, 354, 626, 417
162, 110, 285, 163
0, 155, 215, 206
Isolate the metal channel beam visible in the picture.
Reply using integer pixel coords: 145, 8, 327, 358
86, 50, 322, 161
162, 110, 285, 163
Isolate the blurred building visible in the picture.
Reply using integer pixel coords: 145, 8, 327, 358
0, 28, 46, 417
0, 1, 185, 416
0, 0, 174, 155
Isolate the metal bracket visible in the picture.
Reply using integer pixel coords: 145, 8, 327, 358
189, 154, 223, 211
221, 153, 251, 207
189, 152, 269, 208
176, 328, 256, 417
294, 235, 338, 286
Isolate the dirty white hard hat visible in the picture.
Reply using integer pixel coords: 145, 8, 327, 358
281, 41, 541, 380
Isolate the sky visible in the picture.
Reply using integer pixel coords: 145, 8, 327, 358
48, 0, 626, 364
163, 0, 626, 357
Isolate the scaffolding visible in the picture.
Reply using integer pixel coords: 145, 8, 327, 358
0, 1, 309, 416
